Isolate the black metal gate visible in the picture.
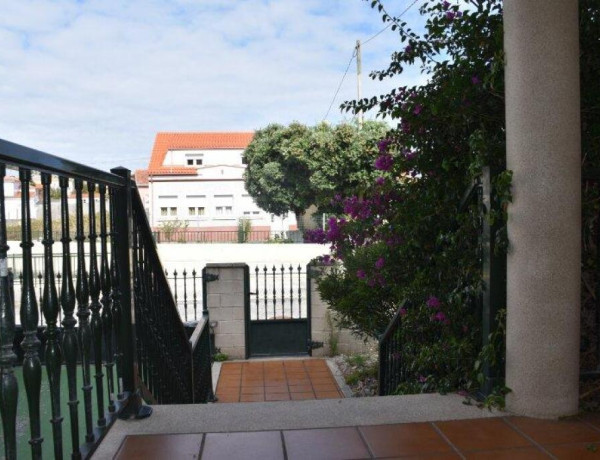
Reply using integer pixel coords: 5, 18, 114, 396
245, 265, 310, 357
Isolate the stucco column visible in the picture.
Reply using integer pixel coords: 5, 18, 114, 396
504, 1, 580, 417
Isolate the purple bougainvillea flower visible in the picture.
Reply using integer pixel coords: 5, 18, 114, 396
375, 154, 394, 171
442, 1, 450, 9
471, 75, 480, 85
375, 257, 385, 270
413, 104, 423, 115
399, 308, 407, 317
404, 44, 412, 53
367, 278, 376, 287
426, 296, 441, 309
375, 176, 385, 186
418, 375, 428, 383
457, 11, 463, 17
377, 138, 391, 153
356, 269, 366, 279
433, 311, 447, 323
446, 11, 455, 20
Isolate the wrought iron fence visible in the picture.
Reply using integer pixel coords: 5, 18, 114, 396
0, 138, 213, 460
251, 265, 307, 320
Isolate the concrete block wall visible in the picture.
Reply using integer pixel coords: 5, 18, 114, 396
309, 266, 375, 357
205, 263, 247, 359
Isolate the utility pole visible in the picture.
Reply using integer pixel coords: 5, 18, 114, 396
356, 39, 363, 129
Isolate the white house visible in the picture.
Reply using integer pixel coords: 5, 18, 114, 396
140, 132, 296, 238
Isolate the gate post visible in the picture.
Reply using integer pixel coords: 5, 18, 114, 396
203, 263, 248, 360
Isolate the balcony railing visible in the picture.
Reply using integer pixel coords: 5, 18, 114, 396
0, 138, 213, 460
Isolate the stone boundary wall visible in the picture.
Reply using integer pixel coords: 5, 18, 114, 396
308, 266, 375, 357
204, 263, 247, 359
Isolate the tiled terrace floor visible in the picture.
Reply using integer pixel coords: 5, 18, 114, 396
114, 414, 600, 459
215, 359, 343, 403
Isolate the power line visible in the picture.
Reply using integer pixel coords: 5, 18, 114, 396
322, 49, 356, 122
321, 0, 421, 122
362, 0, 421, 46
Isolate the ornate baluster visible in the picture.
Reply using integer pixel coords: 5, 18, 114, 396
75, 179, 94, 443
41, 172, 64, 459
173, 269, 178, 316
297, 265, 302, 319
109, 187, 123, 398
183, 269, 188, 322
88, 182, 106, 427
19, 168, 43, 458
272, 265, 276, 319
37, 272, 43, 326
0, 164, 18, 460
192, 269, 197, 321
254, 266, 259, 319
289, 265, 294, 318
263, 265, 267, 319
99, 184, 116, 414
59, 176, 81, 459
281, 265, 285, 318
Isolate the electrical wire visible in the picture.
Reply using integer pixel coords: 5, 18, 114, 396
362, 0, 421, 46
322, 49, 356, 121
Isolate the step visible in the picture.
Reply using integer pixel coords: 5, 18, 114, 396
93, 393, 503, 459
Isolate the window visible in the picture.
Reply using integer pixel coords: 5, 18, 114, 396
252, 211, 259, 215
189, 207, 205, 216
161, 207, 168, 216
187, 159, 194, 165
216, 206, 232, 216
243, 211, 250, 215
195, 158, 203, 165
169, 207, 177, 216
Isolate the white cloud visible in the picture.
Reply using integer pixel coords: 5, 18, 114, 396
0, 0, 427, 172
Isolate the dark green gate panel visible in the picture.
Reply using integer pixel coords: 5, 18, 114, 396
249, 319, 308, 357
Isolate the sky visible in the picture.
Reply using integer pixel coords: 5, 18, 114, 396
0, 0, 427, 172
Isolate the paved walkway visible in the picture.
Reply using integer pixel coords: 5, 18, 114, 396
113, 414, 600, 459
215, 359, 343, 403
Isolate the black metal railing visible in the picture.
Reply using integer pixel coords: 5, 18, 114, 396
378, 301, 409, 396
0, 138, 214, 460
251, 265, 306, 320
152, 229, 303, 244
378, 167, 506, 396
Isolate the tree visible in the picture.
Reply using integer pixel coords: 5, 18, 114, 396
242, 120, 388, 218
312, 0, 600, 398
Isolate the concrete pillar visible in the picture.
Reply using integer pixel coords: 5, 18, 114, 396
204, 263, 248, 359
504, 1, 581, 417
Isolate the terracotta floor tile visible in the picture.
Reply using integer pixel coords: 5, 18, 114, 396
308, 370, 332, 377
360, 423, 452, 458
310, 377, 335, 385
265, 393, 290, 401
289, 384, 313, 393
202, 431, 284, 460
216, 394, 240, 403
240, 386, 264, 395
548, 442, 600, 459
398, 453, 462, 459
435, 418, 531, 452
116, 434, 203, 460
291, 392, 315, 400
264, 379, 286, 386
216, 383, 240, 391
313, 384, 338, 392
284, 427, 370, 460
579, 413, 600, 430
222, 363, 243, 371
240, 394, 266, 402
315, 391, 341, 399
265, 385, 288, 392
464, 447, 551, 459
509, 416, 600, 445
288, 379, 311, 386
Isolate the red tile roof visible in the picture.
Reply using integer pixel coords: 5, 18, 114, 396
148, 132, 254, 175
134, 169, 149, 186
